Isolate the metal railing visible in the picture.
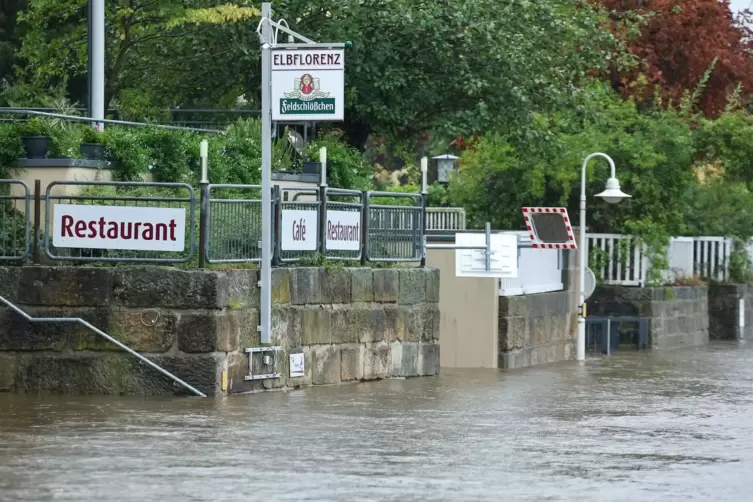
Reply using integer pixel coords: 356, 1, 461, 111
204, 184, 267, 264
0, 180, 31, 261
365, 192, 423, 262
426, 207, 466, 231
0, 179, 428, 265
276, 186, 320, 263
44, 181, 196, 263
324, 189, 364, 262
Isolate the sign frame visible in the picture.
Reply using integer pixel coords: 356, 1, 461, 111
521, 207, 577, 250
325, 209, 361, 251
271, 48, 345, 122
52, 203, 186, 252
280, 209, 318, 251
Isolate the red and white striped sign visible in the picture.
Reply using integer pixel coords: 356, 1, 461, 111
521, 207, 577, 249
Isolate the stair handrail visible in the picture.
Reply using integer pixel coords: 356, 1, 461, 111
0, 294, 207, 397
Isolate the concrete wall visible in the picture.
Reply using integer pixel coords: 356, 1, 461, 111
425, 248, 498, 368
0, 266, 439, 396
589, 286, 709, 350
708, 284, 753, 340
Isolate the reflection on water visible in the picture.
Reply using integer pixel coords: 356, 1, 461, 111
1, 342, 753, 501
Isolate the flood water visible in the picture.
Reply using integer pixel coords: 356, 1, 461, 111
1, 342, 753, 501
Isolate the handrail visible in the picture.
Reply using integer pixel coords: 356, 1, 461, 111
0, 295, 207, 397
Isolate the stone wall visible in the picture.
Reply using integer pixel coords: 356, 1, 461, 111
0, 266, 440, 396
498, 291, 575, 369
497, 249, 578, 369
588, 286, 709, 350
708, 284, 753, 340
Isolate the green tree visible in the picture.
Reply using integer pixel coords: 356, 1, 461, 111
274, 0, 634, 146
11, 0, 258, 110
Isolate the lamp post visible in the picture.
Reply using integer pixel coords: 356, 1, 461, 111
577, 153, 631, 361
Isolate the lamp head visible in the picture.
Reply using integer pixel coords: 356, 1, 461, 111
596, 177, 631, 204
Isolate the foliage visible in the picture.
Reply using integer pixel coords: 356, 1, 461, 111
306, 131, 371, 190
596, 0, 753, 116
693, 111, 753, 186
9, 0, 259, 109
274, 0, 633, 144
684, 181, 753, 239
0, 124, 22, 179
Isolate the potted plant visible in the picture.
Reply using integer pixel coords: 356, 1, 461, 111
18, 118, 51, 159
80, 127, 106, 160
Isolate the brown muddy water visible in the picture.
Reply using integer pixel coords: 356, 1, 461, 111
1, 341, 752, 501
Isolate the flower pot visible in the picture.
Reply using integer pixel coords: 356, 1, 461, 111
80, 143, 106, 161
21, 136, 51, 159
303, 161, 321, 174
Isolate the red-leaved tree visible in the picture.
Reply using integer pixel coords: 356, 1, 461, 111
595, 0, 753, 116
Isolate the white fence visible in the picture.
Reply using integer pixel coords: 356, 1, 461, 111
425, 207, 466, 231
586, 233, 736, 285
499, 232, 564, 296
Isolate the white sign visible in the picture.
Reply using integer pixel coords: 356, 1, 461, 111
290, 353, 305, 378
271, 49, 344, 122
52, 204, 186, 252
326, 210, 360, 251
455, 232, 518, 278
281, 209, 318, 251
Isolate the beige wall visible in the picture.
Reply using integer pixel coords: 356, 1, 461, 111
426, 247, 500, 368
9, 165, 118, 232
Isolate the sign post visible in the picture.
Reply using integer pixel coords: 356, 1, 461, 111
257, 3, 347, 344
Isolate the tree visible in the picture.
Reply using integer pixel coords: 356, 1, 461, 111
449, 83, 697, 238
596, 0, 753, 116
0, 0, 27, 101
11, 0, 259, 110
274, 0, 633, 146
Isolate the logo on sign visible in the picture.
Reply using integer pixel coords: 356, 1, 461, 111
281, 73, 335, 115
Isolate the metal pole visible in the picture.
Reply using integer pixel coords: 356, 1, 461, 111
33, 179, 41, 264
485, 222, 491, 272
259, 2, 273, 345
739, 296, 745, 340
3, 109, 225, 134
420, 157, 428, 267
198, 140, 209, 268
319, 147, 327, 256
577, 152, 617, 362
91, 0, 105, 130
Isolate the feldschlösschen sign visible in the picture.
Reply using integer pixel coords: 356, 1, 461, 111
271, 49, 344, 122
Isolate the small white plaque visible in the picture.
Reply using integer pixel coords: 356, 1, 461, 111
289, 353, 305, 378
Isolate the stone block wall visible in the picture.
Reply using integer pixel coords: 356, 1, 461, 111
0, 266, 440, 397
498, 291, 575, 369
230, 267, 441, 394
497, 249, 578, 369
588, 285, 709, 349
708, 284, 753, 340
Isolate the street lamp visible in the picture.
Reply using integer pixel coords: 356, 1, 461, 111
577, 153, 631, 362
432, 154, 459, 184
